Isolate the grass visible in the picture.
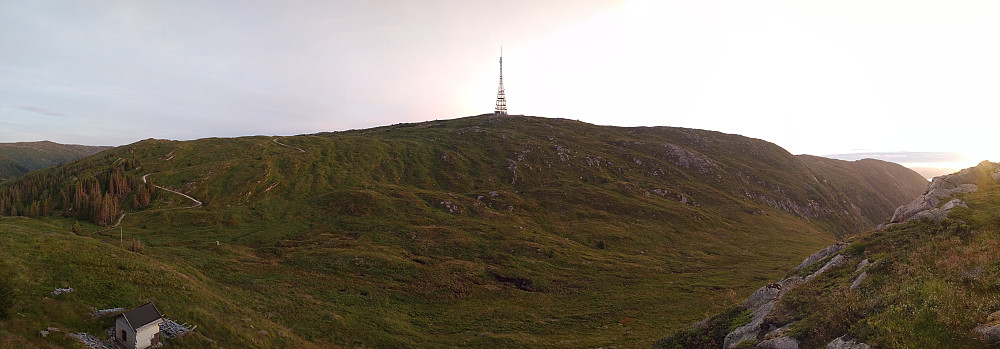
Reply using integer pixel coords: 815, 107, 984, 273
662, 171, 1000, 347
0, 115, 928, 347
0, 216, 313, 348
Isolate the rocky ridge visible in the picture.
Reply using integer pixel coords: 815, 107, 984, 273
885, 161, 1000, 226
718, 242, 852, 349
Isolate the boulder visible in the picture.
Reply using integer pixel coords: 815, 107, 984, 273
975, 324, 1000, 342
974, 310, 1000, 342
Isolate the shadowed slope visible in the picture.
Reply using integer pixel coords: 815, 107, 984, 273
797, 155, 929, 228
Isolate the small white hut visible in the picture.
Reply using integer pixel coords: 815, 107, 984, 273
115, 302, 164, 349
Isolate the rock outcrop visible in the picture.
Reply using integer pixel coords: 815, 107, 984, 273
974, 310, 1000, 342
791, 242, 847, 273
721, 243, 848, 349
885, 161, 1000, 226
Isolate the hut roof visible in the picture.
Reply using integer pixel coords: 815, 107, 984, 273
121, 302, 163, 329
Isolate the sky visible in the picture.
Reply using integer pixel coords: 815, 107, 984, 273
2, 0, 999, 177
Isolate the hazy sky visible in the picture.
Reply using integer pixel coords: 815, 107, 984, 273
2, 0, 999, 174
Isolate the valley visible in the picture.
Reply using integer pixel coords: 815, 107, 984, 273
0, 115, 928, 348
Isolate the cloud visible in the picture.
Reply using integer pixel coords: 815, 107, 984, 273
13, 104, 70, 117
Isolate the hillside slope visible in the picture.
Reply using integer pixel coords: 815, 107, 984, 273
0, 141, 110, 181
0, 216, 314, 348
0, 115, 926, 348
655, 161, 1000, 348
796, 155, 929, 228
0, 155, 29, 182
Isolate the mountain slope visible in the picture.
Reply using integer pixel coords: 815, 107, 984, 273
0, 155, 29, 182
0, 115, 926, 348
0, 141, 110, 181
655, 161, 1000, 348
796, 155, 929, 228
0, 216, 313, 348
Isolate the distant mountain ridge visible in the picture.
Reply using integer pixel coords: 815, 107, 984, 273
0, 115, 928, 347
796, 155, 928, 228
0, 141, 110, 181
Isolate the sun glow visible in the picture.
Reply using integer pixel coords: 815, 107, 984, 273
460, 0, 1000, 181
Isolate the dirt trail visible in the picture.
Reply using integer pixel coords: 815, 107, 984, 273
142, 174, 202, 208
156, 186, 203, 208
272, 138, 305, 153
102, 174, 204, 231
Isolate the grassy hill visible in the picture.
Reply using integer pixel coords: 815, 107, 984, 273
0, 115, 926, 348
0, 216, 311, 348
0, 141, 110, 181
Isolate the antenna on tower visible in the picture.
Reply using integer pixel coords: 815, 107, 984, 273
494, 47, 508, 116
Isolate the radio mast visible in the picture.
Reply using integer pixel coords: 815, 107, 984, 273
494, 47, 508, 116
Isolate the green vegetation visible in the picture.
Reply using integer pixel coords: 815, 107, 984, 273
0, 266, 14, 320
662, 166, 1000, 347
793, 255, 834, 278
0, 141, 110, 171
0, 115, 926, 347
0, 155, 30, 182
0, 141, 110, 182
0, 216, 307, 347
651, 306, 753, 349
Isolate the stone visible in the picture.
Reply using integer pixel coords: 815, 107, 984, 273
761, 323, 793, 341
850, 271, 867, 290
805, 254, 846, 282
723, 301, 775, 348
941, 198, 968, 211
827, 335, 871, 349
855, 259, 870, 272
51, 287, 74, 295
724, 249, 847, 348
793, 243, 847, 273
757, 336, 800, 349
974, 311, 1000, 343
987, 310, 1000, 323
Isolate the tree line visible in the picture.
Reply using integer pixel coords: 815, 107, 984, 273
0, 154, 156, 226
